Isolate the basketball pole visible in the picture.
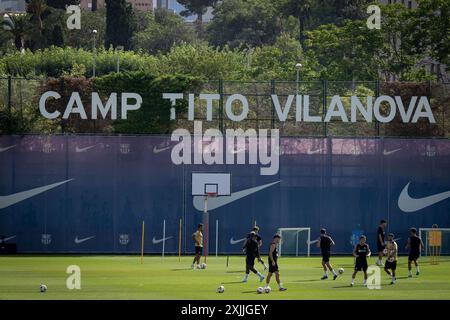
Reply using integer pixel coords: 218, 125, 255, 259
140, 220, 145, 264
204, 195, 209, 264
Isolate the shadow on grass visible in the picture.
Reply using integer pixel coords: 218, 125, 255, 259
292, 279, 322, 283
171, 268, 194, 271
226, 270, 244, 273
221, 281, 243, 285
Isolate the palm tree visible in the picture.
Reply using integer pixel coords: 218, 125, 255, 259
2, 13, 30, 50
26, 0, 47, 32
279, 0, 313, 48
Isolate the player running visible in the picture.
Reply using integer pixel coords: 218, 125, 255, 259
384, 233, 398, 284
242, 231, 265, 282
191, 223, 203, 269
406, 227, 424, 277
265, 234, 287, 291
317, 228, 338, 280
351, 235, 371, 286
376, 219, 387, 266
245, 226, 268, 270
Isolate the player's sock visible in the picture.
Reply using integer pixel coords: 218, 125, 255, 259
408, 270, 412, 277
331, 269, 337, 276
257, 272, 264, 281
351, 277, 355, 285
416, 266, 420, 275
243, 274, 249, 282
363, 279, 367, 286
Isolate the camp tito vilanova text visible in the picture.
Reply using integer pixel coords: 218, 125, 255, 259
39, 91, 436, 176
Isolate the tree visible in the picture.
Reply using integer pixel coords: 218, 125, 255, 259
46, 0, 79, 9
1, 14, 31, 50
405, 0, 450, 66
26, 0, 47, 31
65, 8, 106, 49
132, 9, 197, 54
177, 0, 216, 33
105, 0, 136, 49
277, 0, 314, 47
207, 0, 295, 49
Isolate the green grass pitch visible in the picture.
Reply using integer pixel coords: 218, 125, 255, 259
1, 255, 449, 300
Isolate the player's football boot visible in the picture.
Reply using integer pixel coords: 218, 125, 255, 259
279, 287, 287, 291
259, 275, 265, 282
333, 274, 338, 280
416, 271, 420, 276
321, 275, 328, 280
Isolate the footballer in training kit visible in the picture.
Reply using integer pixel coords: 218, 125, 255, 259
191, 223, 203, 269
406, 227, 424, 277
245, 226, 268, 270
351, 235, 371, 286
376, 219, 387, 266
384, 233, 398, 284
242, 231, 265, 282
317, 228, 338, 280
266, 234, 287, 291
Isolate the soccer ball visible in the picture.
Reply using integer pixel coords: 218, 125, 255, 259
217, 285, 225, 293
39, 284, 47, 293
338, 267, 345, 274
264, 286, 271, 293
201, 263, 207, 269
257, 287, 264, 294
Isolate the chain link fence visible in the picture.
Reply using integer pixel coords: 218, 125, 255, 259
1, 76, 449, 137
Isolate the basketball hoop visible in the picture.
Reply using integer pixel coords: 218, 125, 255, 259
206, 192, 218, 198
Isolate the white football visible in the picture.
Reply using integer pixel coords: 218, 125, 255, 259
264, 286, 271, 293
201, 263, 207, 269
257, 287, 263, 294
338, 267, 344, 274
40, 284, 47, 293
217, 285, 224, 293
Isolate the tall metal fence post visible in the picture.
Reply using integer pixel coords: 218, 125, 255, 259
7, 75, 12, 132
375, 80, 380, 136
219, 79, 224, 132
322, 80, 327, 137
271, 80, 275, 129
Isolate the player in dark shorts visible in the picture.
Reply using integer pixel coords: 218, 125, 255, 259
406, 227, 424, 277
265, 234, 286, 291
245, 226, 268, 270
191, 223, 203, 269
351, 235, 371, 286
317, 228, 338, 280
242, 232, 265, 282
384, 233, 398, 284
376, 219, 387, 266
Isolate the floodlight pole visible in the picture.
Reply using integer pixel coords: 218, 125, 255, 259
92, 29, 97, 77
295, 63, 302, 94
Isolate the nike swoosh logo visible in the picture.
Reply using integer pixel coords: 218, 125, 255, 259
230, 237, 246, 245
383, 148, 401, 156
152, 236, 173, 244
153, 145, 172, 154
75, 145, 97, 153
74, 236, 95, 244
193, 181, 280, 211
0, 179, 73, 210
0, 145, 16, 153
3, 235, 16, 241
398, 182, 450, 212
307, 148, 323, 155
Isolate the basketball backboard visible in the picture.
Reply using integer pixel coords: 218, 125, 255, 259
191, 172, 231, 196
